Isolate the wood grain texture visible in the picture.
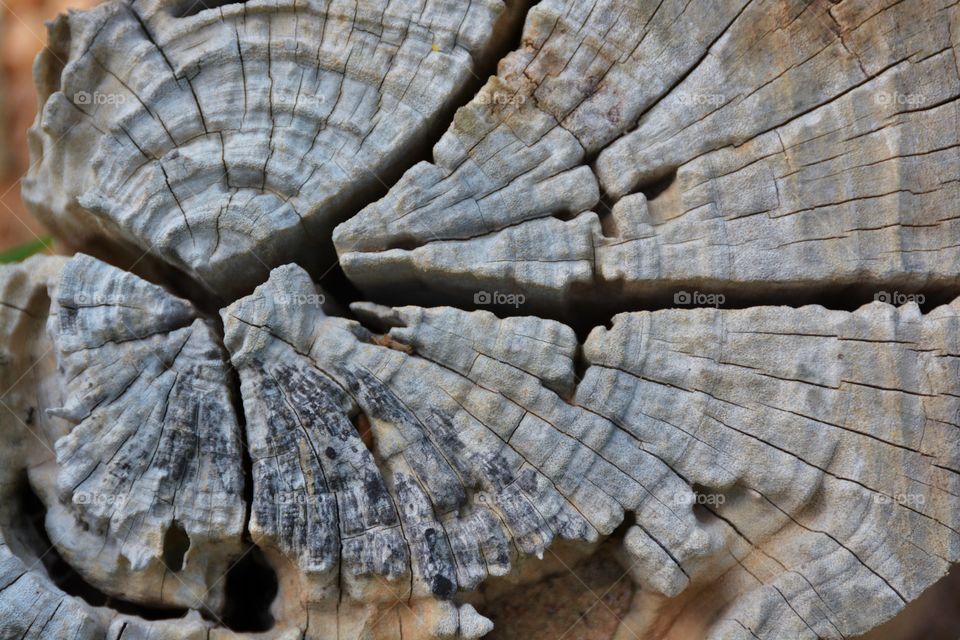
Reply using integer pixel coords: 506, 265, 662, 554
220, 263, 960, 639
2, 0, 959, 637
23, 0, 523, 298
335, 0, 960, 311
46, 255, 246, 610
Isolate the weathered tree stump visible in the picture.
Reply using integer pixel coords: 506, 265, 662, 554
2, 0, 959, 638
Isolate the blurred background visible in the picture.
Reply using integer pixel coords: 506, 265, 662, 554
0, 0, 95, 252
0, 1, 957, 636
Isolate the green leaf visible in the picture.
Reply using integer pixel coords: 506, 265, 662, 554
0, 237, 53, 264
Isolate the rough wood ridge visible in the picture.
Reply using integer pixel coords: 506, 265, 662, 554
0, 0, 958, 638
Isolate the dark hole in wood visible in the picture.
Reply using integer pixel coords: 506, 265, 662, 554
221, 546, 278, 631
162, 520, 190, 572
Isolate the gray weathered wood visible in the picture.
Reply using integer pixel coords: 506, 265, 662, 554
24, 0, 523, 298
335, 0, 960, 311
220, 263, 960, 639
3, 0, 960, 637
47, 254, 246, 610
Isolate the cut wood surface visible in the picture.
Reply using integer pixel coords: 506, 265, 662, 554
2, 0, 959, 638
24, 0, 526, 298
335, 0, 960, 312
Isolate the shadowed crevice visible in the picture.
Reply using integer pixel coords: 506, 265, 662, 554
172, 0, 249, 18
636, 167, 678, 202
351, 410, 376, 454
9, 476, 191, 620
162, 521, 190, 572
220, 546, 278, 631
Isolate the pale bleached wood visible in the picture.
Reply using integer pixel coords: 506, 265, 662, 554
221, 264, 696, 634
4, 0, 960, 637
23, 0, 522, 299
0, 255, 248, 638
45, 254, 246, 611
335, 0, 960, 310
3, 252, 960, 638
220, 263, 960, 639
0, 255, 103, 640
580, 302, 960, 638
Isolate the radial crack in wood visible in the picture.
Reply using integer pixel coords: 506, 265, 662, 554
578, 302, 960, 638
23, 0, 526, 299
3, 255, 960, 637
334, 0, 960, 312
45, 255, 247, 611
0, 254, 247, 631
221, 264, 697, 634
220, 263, 960, 639
6, 0, 960, 637
0, 256, 223, 638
